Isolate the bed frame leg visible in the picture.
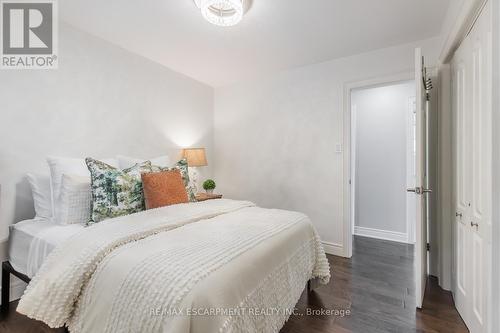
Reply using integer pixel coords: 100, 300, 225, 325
2, 261, 10, 314
307, 278, 320, 293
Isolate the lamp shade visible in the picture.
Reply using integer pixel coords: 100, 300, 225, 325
181, 148, 208, 167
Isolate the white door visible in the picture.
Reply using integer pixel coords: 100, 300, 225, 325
406, 97, 417, 244
411, 47, 429, 309
451, 32, 470, 324
468, 4, 491, 330
451, 2, 492, 332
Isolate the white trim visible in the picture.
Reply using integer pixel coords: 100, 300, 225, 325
350, 104, 357, 241
354, 226, 409, 244
321, 241, 344, 257
342, 71, 414, 258
490, 0, 500, 331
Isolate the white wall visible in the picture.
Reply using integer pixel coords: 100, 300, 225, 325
352, 81, 415, 238
0, 23, 214, 243
214, 37, 441, 256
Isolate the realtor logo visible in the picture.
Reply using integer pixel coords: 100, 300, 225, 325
1, 0, 58, 69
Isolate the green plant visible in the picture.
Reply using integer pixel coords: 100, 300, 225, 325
203, 179, 216, 191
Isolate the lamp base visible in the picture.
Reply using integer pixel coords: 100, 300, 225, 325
188, 167, 199, 194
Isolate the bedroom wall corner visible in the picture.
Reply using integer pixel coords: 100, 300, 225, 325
0, 22, 215, 240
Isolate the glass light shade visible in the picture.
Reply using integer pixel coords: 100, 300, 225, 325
200, 0, 243, 27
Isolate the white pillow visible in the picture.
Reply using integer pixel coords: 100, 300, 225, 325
26, 173, 52, 218
47, 156, 118, 216
117, 155, 170, 169
56, 174, 91, 225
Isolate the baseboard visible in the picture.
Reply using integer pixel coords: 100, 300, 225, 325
354, 226, 409, 244
321, 241, 344, 256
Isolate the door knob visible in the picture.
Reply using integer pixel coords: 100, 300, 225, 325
406, 187, 432, 194
407, 187, 422, 194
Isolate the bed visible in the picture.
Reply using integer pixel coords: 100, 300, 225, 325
5, 199, 330, 333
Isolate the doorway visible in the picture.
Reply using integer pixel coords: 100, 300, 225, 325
343, 66, 437, 308
349, 80, 417, 245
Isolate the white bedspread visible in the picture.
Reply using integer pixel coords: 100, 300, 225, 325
17, 199, 330, 333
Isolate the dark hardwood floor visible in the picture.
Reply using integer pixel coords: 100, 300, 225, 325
0, 236, 468, 333
281, 236, 468, 333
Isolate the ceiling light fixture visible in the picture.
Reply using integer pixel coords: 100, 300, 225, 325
194, 0, 244, 27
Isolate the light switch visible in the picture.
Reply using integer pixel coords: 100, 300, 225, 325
335, 143, 342, 153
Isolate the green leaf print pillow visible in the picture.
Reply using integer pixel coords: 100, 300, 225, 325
85, 158, 153, 224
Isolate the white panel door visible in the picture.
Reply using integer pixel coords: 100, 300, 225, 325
468, 2, 492, 332
406, 97, 417, 244
413, 48, 428, 309
451, 2, 492, 332
451, 34, 471, 325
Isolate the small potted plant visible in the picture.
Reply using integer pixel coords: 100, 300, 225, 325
203, 179, 216, 194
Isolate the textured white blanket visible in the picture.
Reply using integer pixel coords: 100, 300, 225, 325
17, 199, 330, 332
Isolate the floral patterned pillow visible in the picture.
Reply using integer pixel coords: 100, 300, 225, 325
152, 159, 197, 202
85, 158, 153, 224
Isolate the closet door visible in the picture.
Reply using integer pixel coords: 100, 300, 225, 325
452, 33, 471, 326
468, 2, 492, 332
451, 2, 492, 332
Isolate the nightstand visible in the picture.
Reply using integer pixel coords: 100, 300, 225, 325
195, 193, 223, 201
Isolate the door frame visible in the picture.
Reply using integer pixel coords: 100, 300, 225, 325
342, 71, 414, 258
491, 1, 500, 332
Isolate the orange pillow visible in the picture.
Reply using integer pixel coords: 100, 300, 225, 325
141, 170, 189, 209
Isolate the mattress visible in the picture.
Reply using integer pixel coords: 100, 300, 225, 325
8, 218, 84, 278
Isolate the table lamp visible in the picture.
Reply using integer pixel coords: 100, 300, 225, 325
181, 148, 207, 193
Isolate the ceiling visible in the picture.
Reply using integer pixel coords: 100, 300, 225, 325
61, 0, 451, 87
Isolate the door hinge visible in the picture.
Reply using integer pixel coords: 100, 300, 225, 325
426, 243, 430, 251
426, 93, 430, 101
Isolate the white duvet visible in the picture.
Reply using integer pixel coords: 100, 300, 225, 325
17, 199, 330, 333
